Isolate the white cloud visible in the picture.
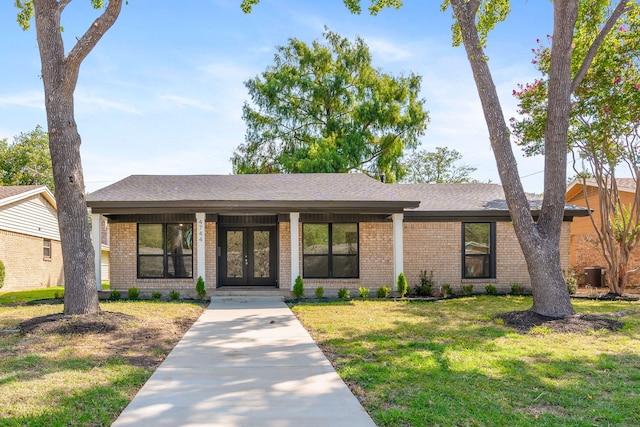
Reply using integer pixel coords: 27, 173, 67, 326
366, 37, 415, 63
75, 94, 142, 115
157, 94, 218, 112
0, 92, 44, 110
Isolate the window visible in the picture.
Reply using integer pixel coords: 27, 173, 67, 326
138, 223, 193, 279
43, 239, 51, 259
463, 222, 495, 279
303, 223, 358, 278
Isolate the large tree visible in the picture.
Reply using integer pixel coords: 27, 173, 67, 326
232, 29, 429, 182
241, 0, 632, 317
512, 2, 640, 295
0, 125, 55, 191
16, 0, 123, 315
401, 146, 477, 183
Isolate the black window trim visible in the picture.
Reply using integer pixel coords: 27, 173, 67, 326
137, 223, 194, 279
461, 222, 496, 279
302, 222, 359, 279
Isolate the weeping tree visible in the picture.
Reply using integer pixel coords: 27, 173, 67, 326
232, 29, 429, 182
16, 0, 124, 315
241, 0, 634, 317
512, 2, 640, 295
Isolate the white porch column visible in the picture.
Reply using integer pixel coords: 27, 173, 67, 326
392, 213, 404, 289
196, 213, 206, 282
91, 213, 102, 291
290, 212, 300, 290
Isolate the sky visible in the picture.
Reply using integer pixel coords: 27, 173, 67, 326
0, 1, 556, 194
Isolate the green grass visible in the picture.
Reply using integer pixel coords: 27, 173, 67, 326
292, 296, 640, 427
0, 300, 205, 426
0, 287, 65, 304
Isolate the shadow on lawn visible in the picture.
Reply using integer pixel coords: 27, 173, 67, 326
300, 299, 640, 426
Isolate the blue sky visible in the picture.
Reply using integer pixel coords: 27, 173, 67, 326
0, 1, 554, 193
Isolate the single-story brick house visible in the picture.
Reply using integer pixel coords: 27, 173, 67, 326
566, 178, 640, 286
0, 185, 64, 291
86, 174, 587, 296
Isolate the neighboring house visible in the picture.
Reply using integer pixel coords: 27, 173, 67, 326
566, 178, 640, 285
86, 174, 586, 296
0, 185, 64, 291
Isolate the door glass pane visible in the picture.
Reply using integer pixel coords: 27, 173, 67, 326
332, 224, 358, 254
253, 231, 270, 278
303, 224, 329, 254
227, 231, 244, 278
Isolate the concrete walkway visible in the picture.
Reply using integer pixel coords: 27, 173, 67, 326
112, 297, 376, 427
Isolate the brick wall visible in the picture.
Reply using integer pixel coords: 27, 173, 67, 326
109, 222, 197, 296
205, 222, 217, 288
297, 222, 394, 292
403, 221, 572, 293
0, 229, 63, 291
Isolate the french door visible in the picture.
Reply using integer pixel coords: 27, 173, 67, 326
219, 226, 276, 287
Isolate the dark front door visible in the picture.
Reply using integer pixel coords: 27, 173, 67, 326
220, 226, 276, 287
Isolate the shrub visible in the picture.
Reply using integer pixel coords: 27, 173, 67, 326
396, 273, 408, 298
414, 270, 433, 296
358, 286, 370, 298
461, 284, 474, 296
440, 283, 453, 298
337, 288, 350, 299
169, 290, 180, 300
293, 275, 304, 298
565, 269, 578, 294
127, 287, 140, 299
510, 282, 525, 296
150, 291, 162, 300
485, 284, 498, 295
54, 290, 64, 299
314, 286, 324, 299
0, 259, 5, 289
377, 286, 391, 298
196, 276, 206, 299
109, 290, 121, 300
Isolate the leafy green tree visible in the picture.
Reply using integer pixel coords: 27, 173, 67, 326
512, 1, 640, 295
0, 125, 54, 191
401, 146, 477, 183
16, 0, 124, 315
232, 29, 429, 182
240, 0, 633, 317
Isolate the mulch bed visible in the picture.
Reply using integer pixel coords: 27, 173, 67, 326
19, 311, 135, 335
495, 310, 626, 334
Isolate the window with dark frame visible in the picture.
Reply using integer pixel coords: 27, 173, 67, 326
303, 223, 359, 279
462, 222, 496, 279
43, 239, 51, 259
137, 223, 193, 279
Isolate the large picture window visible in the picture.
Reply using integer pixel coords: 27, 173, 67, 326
303, 223, 358, 278
138, 223, 193, 279
463, 222, 495, 279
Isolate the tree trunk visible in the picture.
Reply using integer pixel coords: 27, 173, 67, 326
33, 0, 123, 315
450, 0, 576, 317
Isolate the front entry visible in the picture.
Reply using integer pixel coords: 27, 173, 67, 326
219, 226, 277, 287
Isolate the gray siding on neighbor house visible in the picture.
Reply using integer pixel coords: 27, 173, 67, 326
0, 194, 60, 241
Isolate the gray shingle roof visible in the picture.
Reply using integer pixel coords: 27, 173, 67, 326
0, 185, 44, 201
86, 174, 419, 214
87, 174, 587, 217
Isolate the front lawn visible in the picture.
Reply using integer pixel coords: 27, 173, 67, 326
0, 287, 65, 304
0, 299, 205, 426
292, 296, 640, 427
